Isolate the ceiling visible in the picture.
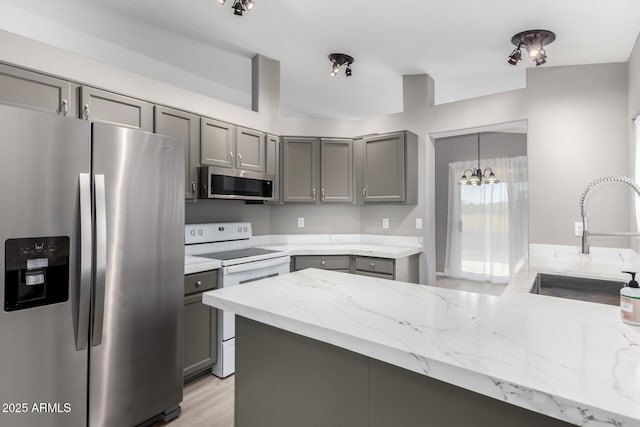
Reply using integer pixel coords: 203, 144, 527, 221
2, 0, 640, 119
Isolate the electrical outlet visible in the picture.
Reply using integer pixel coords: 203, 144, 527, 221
382, 218, 389, 229
415, 218, 423, 230
298, 217, 305, 228
574, 221, 583, 237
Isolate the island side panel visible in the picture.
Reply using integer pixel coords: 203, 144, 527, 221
235, 316, 369, 427
369, 359, 572, 427
235, 316, 573, 427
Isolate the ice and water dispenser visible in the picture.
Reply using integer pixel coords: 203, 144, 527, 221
4, 237, 70, 311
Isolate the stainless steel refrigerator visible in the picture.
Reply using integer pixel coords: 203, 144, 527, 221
0, 105, 185, 427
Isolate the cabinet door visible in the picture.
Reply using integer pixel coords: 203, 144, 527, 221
0, 63, 73, 116
201, 118, 235, 168
294, 255, 350, 271
236, 127, 265, 172
363, 132, 406, 203
282, 137, 318, 203
321, 138, 353, 203
183, 293, 217, 379
266, 134, 280, 202
154, 106, 200, 199
79, 86, 152, 131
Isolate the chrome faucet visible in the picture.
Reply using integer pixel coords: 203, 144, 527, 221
579, 175, 640, 254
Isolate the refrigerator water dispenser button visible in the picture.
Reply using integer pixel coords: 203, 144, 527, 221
25, 271, 45, 286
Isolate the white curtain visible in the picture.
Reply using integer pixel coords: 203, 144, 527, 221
444, 156, 528, 284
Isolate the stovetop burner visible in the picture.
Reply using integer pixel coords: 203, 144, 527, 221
199, 247, 282, 261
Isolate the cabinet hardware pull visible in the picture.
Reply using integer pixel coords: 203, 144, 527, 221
238, 153, 243, 164
370, 263, 375, 267
62, 99, 68, 116
321, 188, 325, 200
230, 151, 234, 159
363, 188, 367, 198
321, 261, 326, 266
83, 104, 90, 120
191, 182, 196, 193
312, 188, 316, 200
196, 281, 202, 288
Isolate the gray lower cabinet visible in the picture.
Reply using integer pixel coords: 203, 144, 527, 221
266, 134, 280, 203
353, 255, 419, 283
79, 86, 153, 131
357, 131, 418, 204
292, 254, 419, 283
183, 271, 218, 380
154, 106, 200, 199
236, 126, 265, 172
282, 137, 318, 203
0, 63, 73, 116
320, 138, 353, 203
293, 255, 350, 271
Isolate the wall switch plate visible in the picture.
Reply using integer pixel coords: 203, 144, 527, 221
415, 218, 423, 229
298, 217, 305, 228
574, 221, 583, 237
382, 218, 389, 229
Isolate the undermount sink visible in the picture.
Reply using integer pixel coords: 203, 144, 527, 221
530, 273, 624, 306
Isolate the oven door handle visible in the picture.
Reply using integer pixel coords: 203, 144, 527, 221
223, 256, 290, 275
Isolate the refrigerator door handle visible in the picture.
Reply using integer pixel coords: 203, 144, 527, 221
77, 173, 92, 351
92, 174, 107, 347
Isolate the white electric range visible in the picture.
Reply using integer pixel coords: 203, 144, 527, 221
185, 222, 290, 378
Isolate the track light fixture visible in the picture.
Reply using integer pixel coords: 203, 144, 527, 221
507, 29, 555, 67
328, 53, 354, 78
457, 133, 500, 186
220, 0, 255, 16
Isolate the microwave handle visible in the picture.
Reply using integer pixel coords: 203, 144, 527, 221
224, 256, 290, 275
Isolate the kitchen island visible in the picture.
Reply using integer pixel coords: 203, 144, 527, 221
202, 267, 640, 427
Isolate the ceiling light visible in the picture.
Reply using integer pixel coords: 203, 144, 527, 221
458, 133, 500, 186
328, 53, 354, 78
233, 1, 244, 15
508, 29, 555, 66
507, 46, 522, 65
222, 0, 255, 16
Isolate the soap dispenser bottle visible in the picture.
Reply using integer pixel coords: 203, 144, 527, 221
621, 271, 640, 326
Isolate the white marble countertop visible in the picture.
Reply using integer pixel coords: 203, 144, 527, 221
255, 243, 421, 259
203, 247, 640, 426
184, 255, 221, 275
185, 233, 423, 274
253, 233, 422, 259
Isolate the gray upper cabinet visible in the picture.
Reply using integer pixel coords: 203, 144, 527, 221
236, 127, 265, 172
80, 86, 152, 131
282, 137, 318, 203
358, 131, 418, 204
266, 134, 280, 203
0, 63, 73, 116
200, 118, 235, 168
154, 106, 200, 200
320, 138, 353, 203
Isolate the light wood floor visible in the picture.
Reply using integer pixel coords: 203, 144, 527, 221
158, 374, 235, 427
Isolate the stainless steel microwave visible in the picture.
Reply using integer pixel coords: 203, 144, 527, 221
198, 166, 274, 201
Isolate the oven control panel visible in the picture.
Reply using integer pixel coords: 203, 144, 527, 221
185, 222, 252, 244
